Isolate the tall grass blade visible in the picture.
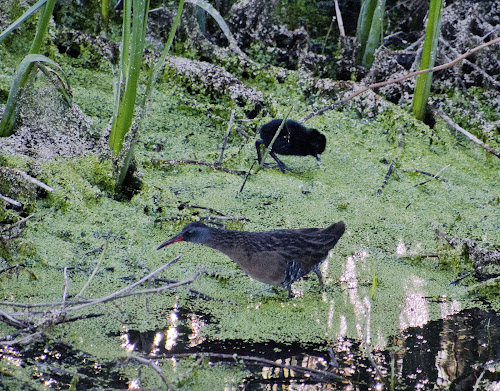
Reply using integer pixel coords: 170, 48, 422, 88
112, 0, 188, 189
0, 54, 70, 137
144, 0, 185, 102
30, 0, 57, 54
185, 0, 245, 57
357, 0, 377, 64
0, 0, 57, 137
357, 0, 385, 67
412, 0, 443, 120
0, 0, 47, 43
109, 0, 149, 157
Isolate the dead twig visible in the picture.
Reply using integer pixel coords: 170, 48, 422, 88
239, 161, 256, 193
152, 158, 247, 175
399, 168, 448, 182
0, 257, 185, 314
439, 37, 500, 90
61, 267, 69, 310
431, 107, 500, 159
217, 110, 235, 165
177, 203, 250, 222
0, 193, 22, 208
412, 165, 450, 187
67, 255, 185, 313
0, 256, 204, 346
178, 203, 224, 216
0, 214, 34, 234
301, 36, 500, 122
0, 309, 28, 328
11, 168, 54, 193
124, 354, 174, 390
378, 128, 403, 195
377, 160, 396, 195
334, 0, 345, 37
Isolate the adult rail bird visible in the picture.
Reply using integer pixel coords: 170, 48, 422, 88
255, 119, 326, 172
157, 221, 345, 296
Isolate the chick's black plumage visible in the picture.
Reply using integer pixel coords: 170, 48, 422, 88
256, 119, 326, 171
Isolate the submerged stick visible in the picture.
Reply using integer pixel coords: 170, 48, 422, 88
158, 352, 349, 383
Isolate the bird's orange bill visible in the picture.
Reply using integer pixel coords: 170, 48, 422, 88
157, 234, 184, 250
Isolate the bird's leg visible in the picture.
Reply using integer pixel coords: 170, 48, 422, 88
282, 280, 295, 299
313, 267, 325, 291
270, 151, 291, 172
255, 139, 264, 164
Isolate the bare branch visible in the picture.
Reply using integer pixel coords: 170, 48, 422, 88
124, 354, 174, 390
432, 107, 500, 159
158, 352, 349, 384
0, 214, 34, 234
217, 110, 235, 165
67, 255, 183, 313
0, 193, 22, 208
334, 0, 345, 37
301, 36, 500, 122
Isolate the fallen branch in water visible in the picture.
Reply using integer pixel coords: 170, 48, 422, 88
157, 351, 350, 384
0, 255, 204, 345
123, 354, 174, 390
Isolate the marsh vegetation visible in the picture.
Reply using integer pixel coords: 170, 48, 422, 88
0, 0, 499, 389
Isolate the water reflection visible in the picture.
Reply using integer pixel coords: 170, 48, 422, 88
1, 307, 498, 389
399, 276, 430, 329
120, 307, 499, 390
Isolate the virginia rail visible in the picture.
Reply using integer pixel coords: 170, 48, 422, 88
256, 119, 326, 172
157, 221, 345, 296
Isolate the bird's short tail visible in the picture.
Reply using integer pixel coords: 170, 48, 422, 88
326, 221, 345, 246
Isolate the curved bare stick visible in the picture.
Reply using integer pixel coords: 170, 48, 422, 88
300, 36, 500, 123
66, 255, 184, 313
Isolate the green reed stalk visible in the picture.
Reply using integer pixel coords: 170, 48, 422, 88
412, 0, 443, 120
109, 0, 149, 157
111, 0, 187, 189
356, 0, 385, 68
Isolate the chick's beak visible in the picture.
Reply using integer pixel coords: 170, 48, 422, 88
157, 234, 183, 250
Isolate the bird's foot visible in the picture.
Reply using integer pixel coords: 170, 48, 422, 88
258, 161, 292, 172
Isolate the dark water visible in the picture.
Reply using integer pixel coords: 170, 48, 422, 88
1, 308, 499, 390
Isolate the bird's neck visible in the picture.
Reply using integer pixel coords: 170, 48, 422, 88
202, 228, 246, 257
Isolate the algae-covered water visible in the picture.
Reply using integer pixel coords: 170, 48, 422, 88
1, 47, 499, 389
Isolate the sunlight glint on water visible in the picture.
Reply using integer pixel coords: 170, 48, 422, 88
399, 276, 429, 329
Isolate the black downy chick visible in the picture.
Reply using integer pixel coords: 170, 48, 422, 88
255, 119, 326, 172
